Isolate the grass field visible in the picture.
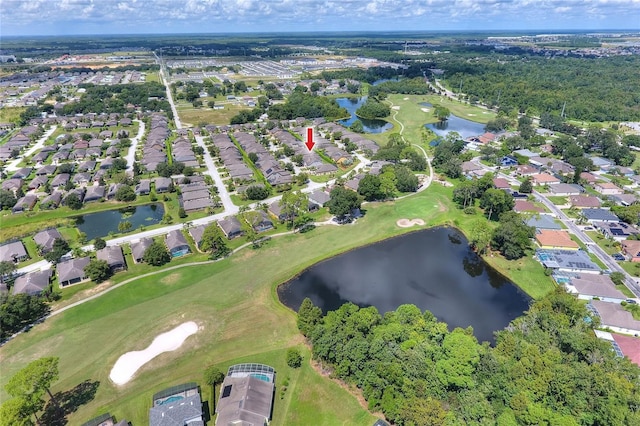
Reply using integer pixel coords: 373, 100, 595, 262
0, 106, 25, 124
177, 103, 250, 127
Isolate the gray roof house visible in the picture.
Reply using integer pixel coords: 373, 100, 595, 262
536, 249, 601, 274
33, 228, 63, 253
41, 191, 63, 209
309, 189, 331, 206
155, 177, 172, 193
50, 173, 70, 188
565, 274, 627, 303
131, 238, 153, 263
590, 300, 640, 335
97, 246, 126, 272
216, 364, 275, 426
525, 214, 562, 230
582, 208, 620, 223
84, 185, 105, 203
135, 179, 150, 195
0, 241, 29, 263
149, 383, 203, 426
189, 225, 207, 249
165, 230, 190, 257
218, 216, 243, 239
12, 269, 53, 296
57, 257, 91, 287
12, 194, 37, 213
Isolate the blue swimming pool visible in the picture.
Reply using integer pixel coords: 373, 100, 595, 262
250, 373, 271, 382
159, 395, 184, 405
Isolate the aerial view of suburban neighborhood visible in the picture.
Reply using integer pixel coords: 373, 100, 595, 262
1, 1, 640, 425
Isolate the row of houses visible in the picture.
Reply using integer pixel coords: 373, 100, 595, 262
210, 133, 254, 181
233, 131, 293, 186
140, 113, 170, 172
172, 135, 199, 168
178, 176, 215, 213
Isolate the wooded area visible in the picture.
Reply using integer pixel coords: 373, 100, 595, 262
300, 290, 640, 425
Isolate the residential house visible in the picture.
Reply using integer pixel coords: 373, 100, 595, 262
149, 383, 203, 426
189, 225, 207, 250
515, 164, 538, 177
0, 241, 28, 263
535, 229, 579, 250
165, 230, 190, 257
590, 156, 614, 171
589, 300, 640, 335
246, 211, 274, 233
580, 172, 598, 184
309, 189, 331, 207
594, 222, 640, 241
536, 249, 601, 274
621, 240, 640, 262
2, 178, 23, 193
564, 274, 626, 303
106, 183, 124, 200
514, 199, 544, 213
97, 246, 127, 272
81, 412, 129, 426
12, 167, 32, 179
57, 257, 91, 287
72, 172, 92, 186
12, 194, 38, 213
531, 173, 560, 186
130, 238, 153, 263
547, 183, 582, 196
35, 164, 57, 176
594, 181, 623, 195
135, 179, 150, 195
84, 185, 105, 203
462, 161, 483, 176
569, 195, 601, 209
33, 228, 63, 253
513, 149, 538, 158
218, 217, 244, 239
41, 191, 63, 209
500, 156, 518, 167
28, 175, 48, 190
609, 193, 639, 207
581, 208, 619, 223
525, 214, 562, 230
12, 269, 53, 296
154, 177, 172, 193
50, 173, 70, 188
216, 365, 275, 426
493, 178, 511, 190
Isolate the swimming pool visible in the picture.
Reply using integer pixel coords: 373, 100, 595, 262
250, 373, 271, 382
159, 395, 184, 405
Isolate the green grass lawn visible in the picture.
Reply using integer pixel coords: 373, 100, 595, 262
0, 184, 555, 425
547, 196, 568, 205
177, 103, 251, 127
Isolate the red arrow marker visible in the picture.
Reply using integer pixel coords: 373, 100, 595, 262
305, 127, 315, 151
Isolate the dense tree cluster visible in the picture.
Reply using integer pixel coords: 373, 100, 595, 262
142, 241, 171, 266
368, 78, 432, 97
432, 134, 466, 178
355, 98, 390, 119
267, 91, 348, 121
443, 55, 640, 121
326, 186, 362, 218
373, 134, 427, 171
61, 82, 172, 117
357, 165, 419, 200
300, 289, 640, 425
320, 67, 400, 84
0, 293, 50, 341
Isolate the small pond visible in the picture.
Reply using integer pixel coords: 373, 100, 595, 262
75, 203, 165, 240
422, 102, 487, 139
336, 96, 393, 133
278, 227, 531, 343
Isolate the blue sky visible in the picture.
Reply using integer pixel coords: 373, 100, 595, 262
1, 0, 639, 36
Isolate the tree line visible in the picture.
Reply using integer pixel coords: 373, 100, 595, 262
298, 289, 640, 425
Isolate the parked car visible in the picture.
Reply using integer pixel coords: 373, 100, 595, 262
613, 253, 626, 261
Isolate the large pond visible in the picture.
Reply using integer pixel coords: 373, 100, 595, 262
422, 102, 487, 139
75, 203, 165, 240
278, 227, 531, 343
336, 96, 393, 133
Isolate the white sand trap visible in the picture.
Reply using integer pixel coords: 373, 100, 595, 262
403, 97, 409, 100
396, 218, 425, 228
109, 321, 198, 385
421, 108, 431, 112
467, 113, 477, 116
392, 106, 400, 110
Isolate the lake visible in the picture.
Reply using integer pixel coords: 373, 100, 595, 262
75, 203, 165, 240
422, 102, 487, 139
278, 227, 531, 343
336, 96, 393, 133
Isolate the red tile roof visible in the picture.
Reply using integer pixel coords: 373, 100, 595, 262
612, 333, 640, 367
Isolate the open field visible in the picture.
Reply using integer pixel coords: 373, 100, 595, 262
177, 103, 250, 126
0, 182, 555, 425
0, 106, 25, 124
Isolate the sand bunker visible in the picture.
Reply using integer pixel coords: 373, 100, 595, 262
403, 97, 409, 100
467, 113, 477, 116
109, 321, 198, 385
421, 108, 430, 112
396, 218, 425, 228
392, 106, 400, 110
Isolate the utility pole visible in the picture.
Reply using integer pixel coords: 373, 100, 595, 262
561, 101, 566, 118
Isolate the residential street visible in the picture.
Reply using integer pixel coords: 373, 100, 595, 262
5, 125, 58, 172
125, 119, 145, 172
194, 134, 238, 214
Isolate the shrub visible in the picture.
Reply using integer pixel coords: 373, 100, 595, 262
286, 348, 302, 368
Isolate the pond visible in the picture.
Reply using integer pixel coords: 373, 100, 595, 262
278, 227, 531, 343
336, 96, 393, 133
422, 102, 487, 139
75, 203, 165, 240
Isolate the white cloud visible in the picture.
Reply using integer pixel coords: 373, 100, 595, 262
1, 0, 638, 35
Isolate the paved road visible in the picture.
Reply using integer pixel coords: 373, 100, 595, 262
6, 125, 58, 172
160, 67, 182, 130
481, 163, 640, 298
194, 134, 237, 214
124, 119, 145, 173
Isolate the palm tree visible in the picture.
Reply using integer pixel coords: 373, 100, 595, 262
203, 366, 225, 412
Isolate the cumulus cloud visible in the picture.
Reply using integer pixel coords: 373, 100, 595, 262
1, 0, 638, 35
